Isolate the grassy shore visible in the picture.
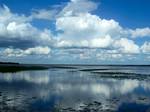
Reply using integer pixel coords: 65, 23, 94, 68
0, 64, 48, 73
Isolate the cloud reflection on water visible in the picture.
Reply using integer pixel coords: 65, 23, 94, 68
0, 69, 150, 111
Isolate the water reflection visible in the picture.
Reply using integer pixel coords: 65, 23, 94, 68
0, 67, 150, 112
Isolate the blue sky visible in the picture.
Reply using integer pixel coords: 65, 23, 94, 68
0, 0, 150, 64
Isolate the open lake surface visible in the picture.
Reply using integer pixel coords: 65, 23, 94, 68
0, 65, 150, 112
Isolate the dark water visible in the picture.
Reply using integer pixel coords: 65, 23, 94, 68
0, 65, 150, 112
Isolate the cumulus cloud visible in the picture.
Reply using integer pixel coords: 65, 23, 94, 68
130, 28, 150, 38
56, 13, 123, 48
0, 5, 52, 49
59, 0, 98, 16
31, 9, 58, 20
56, 13, 122, 38
2, 46, 51, 57
114, 38, 140, 54
0, 5, 31, 23
0, 0, 150, 62
141, 42, 150, 53
96, 53, 123, 61
54, 0, 150, 55
55, 12, 142, 54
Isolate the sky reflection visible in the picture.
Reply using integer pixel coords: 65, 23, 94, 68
0, 67, 150, 111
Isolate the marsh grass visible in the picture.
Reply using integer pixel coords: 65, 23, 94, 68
0, 65, 48, 73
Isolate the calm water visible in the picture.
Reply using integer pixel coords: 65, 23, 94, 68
0, 65, 150, 112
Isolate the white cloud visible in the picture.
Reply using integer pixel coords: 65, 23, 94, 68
56, 13, 122, 38
24, 46, 51, 55
0, 0, 150, 61
54, 0, 150, 55
2, 46, 51, 57
141, 42, 150, 53
114, 38, 140, 54
3, 48, 23, 57
56, 13, 123, 48
59, 0, 98, 16
0, 5, 52, 48
130, 27, 150, 38
90, 35, 113, 48
55, 12, 142, 55
0, 5, 30, 24
31, 9, 58, 20
5, 22, 36, 38
96, 53, 123, 61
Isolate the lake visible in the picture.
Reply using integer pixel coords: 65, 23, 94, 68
0, 65, 150, 112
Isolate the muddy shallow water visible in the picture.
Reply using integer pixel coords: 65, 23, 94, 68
0, 65, 150, 112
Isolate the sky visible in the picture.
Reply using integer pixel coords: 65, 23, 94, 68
0, 0, 150, 64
